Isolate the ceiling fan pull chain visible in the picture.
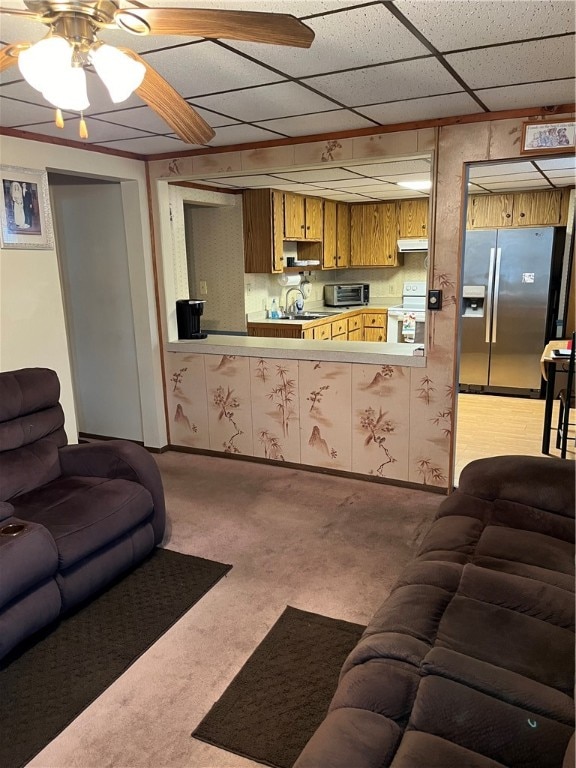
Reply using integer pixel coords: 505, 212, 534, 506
55, 109, 64, 129
79, 113, 88, 140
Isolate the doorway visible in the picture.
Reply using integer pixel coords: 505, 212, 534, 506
454, 156, 575, 484
50, 173, 143, 442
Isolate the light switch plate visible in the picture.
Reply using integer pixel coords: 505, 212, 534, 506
428, 289, 442, 310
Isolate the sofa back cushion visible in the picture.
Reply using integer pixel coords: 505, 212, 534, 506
0, 368, 67, 501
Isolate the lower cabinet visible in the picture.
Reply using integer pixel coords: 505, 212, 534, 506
247, 309, 387, 341
362, 311, 387, 342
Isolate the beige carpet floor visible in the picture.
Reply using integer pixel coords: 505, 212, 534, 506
26, 452, 444, 768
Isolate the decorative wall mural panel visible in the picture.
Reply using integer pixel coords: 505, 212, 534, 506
299, 361, 352, 471
205, 354, 254, 456
351, 364, 411, 481
166, 353, 210, 449
250, 357, 301, 463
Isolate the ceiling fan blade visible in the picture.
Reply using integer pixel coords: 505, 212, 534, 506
120, 48, 215, 145
0, 43, 27, 73
114, 7, 315, 48
0, 7, 40, 18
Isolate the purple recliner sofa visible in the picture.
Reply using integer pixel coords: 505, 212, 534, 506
0, 367, 166, 661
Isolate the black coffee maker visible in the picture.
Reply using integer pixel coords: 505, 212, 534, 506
176, 299, 207, 339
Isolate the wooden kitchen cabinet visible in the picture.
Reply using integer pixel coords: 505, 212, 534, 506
511, 189, 570, 227
398, 199, 429, 238
243, 189, 284, 273
283, 192, 323, 240
467, 189, 570, 229
362, 310, 387, 342
322, 200, 337, 268
350, 203, 399, 266
313, 323, 331, 340
331, 317, 348, 338
336, 203, 350, 267
467, 194, 513, 229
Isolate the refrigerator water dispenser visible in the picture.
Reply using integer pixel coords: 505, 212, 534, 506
462, 285, 485, 317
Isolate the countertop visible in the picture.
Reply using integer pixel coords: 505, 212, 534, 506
246, 303, 392, 326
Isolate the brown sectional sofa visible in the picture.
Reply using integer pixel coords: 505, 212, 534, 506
295, 455, 575, 768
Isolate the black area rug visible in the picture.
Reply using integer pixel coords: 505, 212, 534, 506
192, 606, 365, 768
0, 547, 231, 768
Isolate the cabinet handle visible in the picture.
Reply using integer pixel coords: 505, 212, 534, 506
505, 213, 511, 218
306, 225, 310, 230
519, 212, 525, 218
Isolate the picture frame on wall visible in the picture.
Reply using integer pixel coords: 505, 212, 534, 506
0, 165, 54, 249
520, 119, 576, 155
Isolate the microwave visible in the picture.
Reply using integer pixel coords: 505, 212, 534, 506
324, 283, 370, 307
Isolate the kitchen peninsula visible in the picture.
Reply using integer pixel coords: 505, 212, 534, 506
247, 306, 388, 341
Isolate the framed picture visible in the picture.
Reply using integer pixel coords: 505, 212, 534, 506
0, 165, 54, 249
521, 119, 576, 155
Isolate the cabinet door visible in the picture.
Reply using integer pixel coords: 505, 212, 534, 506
348, 328, 363, 341
512, 190, 566, 226
313, 322, 331, 340
347, 314, 362, 333
305, 197, 323, 239
331, 317, 348, 337
350, 203, 398, 266
363, 312, 386, 329
271, 191, 284, 272
467, 194, 513, 229
336, 203, 350, 267
243, 189, 282, 273
322, 200, 337, 268
398, 199, 429, 237
284, 193, 306, 238
364, 327, 386, 342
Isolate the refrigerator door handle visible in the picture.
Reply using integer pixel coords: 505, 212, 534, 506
485, 247, 496, 343
492, 247, 502, 343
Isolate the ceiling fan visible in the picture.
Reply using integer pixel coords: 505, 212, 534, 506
0, 1, 315, 143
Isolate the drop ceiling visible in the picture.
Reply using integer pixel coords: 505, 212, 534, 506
0, 0, 574, 201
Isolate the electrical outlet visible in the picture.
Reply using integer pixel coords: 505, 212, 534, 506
199, 280, 208, 295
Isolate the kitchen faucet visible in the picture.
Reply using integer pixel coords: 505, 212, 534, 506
284, 287, 305, 316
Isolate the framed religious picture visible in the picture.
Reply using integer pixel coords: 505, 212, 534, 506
520, 119, 576, 155
0, 165, 54, 249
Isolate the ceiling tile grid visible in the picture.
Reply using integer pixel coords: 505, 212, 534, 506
0, 0, 573, 202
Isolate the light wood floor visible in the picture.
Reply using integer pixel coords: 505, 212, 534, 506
454, 393, 575, 485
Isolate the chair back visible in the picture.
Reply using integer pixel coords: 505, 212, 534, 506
0, 368, 67, 501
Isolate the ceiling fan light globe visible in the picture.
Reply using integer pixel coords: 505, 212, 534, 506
42, 66, 89, 112
18, 35, 72, 93
91, 44, 145, 103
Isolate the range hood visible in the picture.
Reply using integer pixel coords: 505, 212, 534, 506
397, 237, 428, 252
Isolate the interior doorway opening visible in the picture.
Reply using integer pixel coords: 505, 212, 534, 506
453, 156, 575, 485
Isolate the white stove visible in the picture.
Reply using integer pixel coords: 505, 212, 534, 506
387, 281, 427, 343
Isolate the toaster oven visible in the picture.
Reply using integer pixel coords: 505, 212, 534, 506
324, 283, 370, 307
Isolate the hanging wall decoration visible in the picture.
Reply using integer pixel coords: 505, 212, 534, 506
0, 165, 54, 249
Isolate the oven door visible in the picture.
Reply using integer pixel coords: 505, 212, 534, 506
387, 310, 426, 343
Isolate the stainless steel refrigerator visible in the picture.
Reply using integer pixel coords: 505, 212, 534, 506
460, 227, 560, 394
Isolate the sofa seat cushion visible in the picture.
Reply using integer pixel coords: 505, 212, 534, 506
10, 475, 154, 569
0, 517, 59, 609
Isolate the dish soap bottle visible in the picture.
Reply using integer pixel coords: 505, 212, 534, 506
269, 298, 280, 319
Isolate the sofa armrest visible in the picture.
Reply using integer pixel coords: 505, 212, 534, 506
58, 441, 166, 543
458, 455, 575, 518
0, 502, 15, 522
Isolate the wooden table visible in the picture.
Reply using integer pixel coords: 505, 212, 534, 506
540, 340, 570, 454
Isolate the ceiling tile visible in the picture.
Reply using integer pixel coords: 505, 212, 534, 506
535, 157, 576, 171
24, 118, 158, 143
204, 174, 285, 187
0, 96, 59, 127
192, 81, 338, 122
92, 104, 237, 134
484, 178, 552, 189
358, 92, 483, 124
142, 41, 284, 99
0, 10, 51, 46
226, 5, 429, 78
362, 189, 424, 199
255, 109, 375, 137
275, 168, 366, 182
98, 135, 199, 154
469, 161, 537, 177
209, 124, 287, 146
476, 79, 576, 111
541, 171, 576, 182
338, 183, 398, 193
305, 57, 461, 107
347, 159, 431, 176
262, 182, 332, 193
135, 0, 362, 14
309, 177, 390, 189
395, 0, 576, 52
469, 172, 544, 184
446, 37, 575, 89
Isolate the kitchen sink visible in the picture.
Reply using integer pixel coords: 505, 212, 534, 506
276, 312, 337, 321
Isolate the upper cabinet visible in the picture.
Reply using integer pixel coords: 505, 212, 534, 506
243, 189, 284, 273
323, 201, 351, 269
284, 192, 323, 240
350, 202, 399, 267
398, 199, 429, 238
467, 189, 570, 230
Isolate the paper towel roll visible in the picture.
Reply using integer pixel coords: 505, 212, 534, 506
277, 274, 301, 286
